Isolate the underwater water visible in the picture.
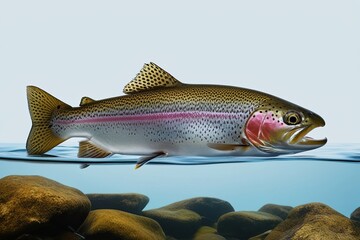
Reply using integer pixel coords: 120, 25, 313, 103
0, 143, 359, 217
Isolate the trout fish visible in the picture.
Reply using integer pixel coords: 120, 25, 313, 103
26, 63, 326, 168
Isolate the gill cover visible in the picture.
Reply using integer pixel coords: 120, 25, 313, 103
245, 106, 326, 154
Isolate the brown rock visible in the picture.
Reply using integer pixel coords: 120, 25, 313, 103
87, 193, 149, 214
0, 175, 90, 240
248, 230, 271, 240
217, 211, 282, 240
143, 208, 202, 238
350, 207, 360, 222
258, 204, 292, 220
266, 202, 360, 240
160, 197, 234, 224
78, 209, 166, 240
143, 197, 233, 238
193, 226, 226, 240
16, 231, 82, 240
165, 237, 177, 240
16, 235, 43, 240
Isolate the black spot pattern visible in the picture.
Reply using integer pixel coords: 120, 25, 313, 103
51, 85, 271, 147
26, 86, 70, 154
123, 62, 182, 94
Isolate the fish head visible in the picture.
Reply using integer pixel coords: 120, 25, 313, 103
244, 100, 327, 155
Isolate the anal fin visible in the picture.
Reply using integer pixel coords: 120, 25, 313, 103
78, 141, 112, 158
135, 151, 167, 169
207, 143, 250, 151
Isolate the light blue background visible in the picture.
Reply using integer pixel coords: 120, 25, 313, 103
0, 0, 359, 143
0, 1, 359, 217
1, 145, 359, 217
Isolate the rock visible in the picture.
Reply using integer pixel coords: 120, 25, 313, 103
258, 204, 293, 220
87, 193, 149, 214
350, 207, 360, 222
165, 237, 177, 240
217, 211, 282, 240
194, 232, 225, 240
143, 197, 233, 238
248, 230, 271, 240
52, 231, 85, 240
193, 226, 226, 240
16, 231, 81, 240
0, 175, 91, 240
143, 208, 203, 238
78, 209, 166, 240
16, 235, 43, 240
157, 197, 234, 224
266, 202, 360, 240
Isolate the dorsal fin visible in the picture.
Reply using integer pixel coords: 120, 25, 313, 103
79, 96, 96, 106
123, 62, 183, 94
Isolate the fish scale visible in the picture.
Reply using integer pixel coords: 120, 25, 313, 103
50, 85, 263, 154
26, 62, 326, 168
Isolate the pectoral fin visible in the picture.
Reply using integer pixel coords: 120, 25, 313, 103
78, 141, 112, 158
135, 151, 167, 169
80, 163, 91, 169
207, 143, 250, 151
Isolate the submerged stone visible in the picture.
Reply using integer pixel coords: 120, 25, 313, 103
16, 231, 81, 240
217, 211, 282, 240
266, 202, 360, 240
193, 226, 226, 240
143, 197, 233, 238
248, 230, 271, 240
143, 208, 202, 238
78, 209, 166, 240
87, 193, 149, 214
16, 235, 43, 240
258, 203, 293, 220
156, 197, 234, 224
165, 237, 177, 240
350, 207, 360, 222
0, 175, 90, 240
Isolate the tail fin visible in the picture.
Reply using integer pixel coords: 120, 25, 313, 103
26, 86, 71, 155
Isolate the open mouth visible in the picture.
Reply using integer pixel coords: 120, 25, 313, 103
288, 124, 327, 147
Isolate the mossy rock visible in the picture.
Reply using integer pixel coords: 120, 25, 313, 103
248, 230, 271, 240
78, 209, 166, 240
217, 211, 282, 240
193, 226, 226, 240
0, 175, 90, 240
350, 207, 360, 222
143, 197, 232, 238
258, 203, 292, 220
267, 202, 360, 240
87, 193, 149, 214
15, 231, 82, 240
143, 208, 202, 238
161, 197, 234, 224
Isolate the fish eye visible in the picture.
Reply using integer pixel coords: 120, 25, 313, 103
284, 111, 302, 125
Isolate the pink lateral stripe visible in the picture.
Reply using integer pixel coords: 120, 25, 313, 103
55, 111, 241, 125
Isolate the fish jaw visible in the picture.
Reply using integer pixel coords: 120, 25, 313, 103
245, 109, 327, 155
286, 116, 327, 148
